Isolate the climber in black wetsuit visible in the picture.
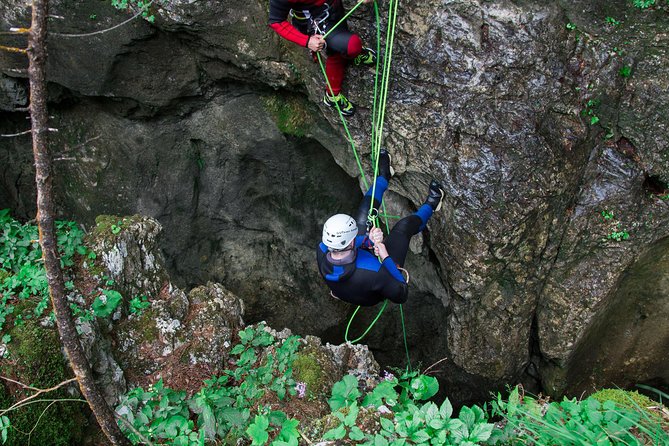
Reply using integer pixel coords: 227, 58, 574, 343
268, 0, 377, 116
317, 150, 445, 306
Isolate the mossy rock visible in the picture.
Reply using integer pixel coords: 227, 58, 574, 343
0, 320, 86, 445
262, 93, 313, 137
292, 347, 333, 399
591, 388, 660, 415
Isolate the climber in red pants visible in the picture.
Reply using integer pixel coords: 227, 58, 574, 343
268, 0, 377, 117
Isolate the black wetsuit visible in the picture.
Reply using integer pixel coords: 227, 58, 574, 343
316, 176, 434, 306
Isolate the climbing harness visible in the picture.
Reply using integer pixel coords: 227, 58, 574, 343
315, 0, 411, 369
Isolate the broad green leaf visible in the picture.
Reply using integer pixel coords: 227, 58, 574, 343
409, 375, 438, 401
247, 415, 270, 446
470, 422, 494, 442
380, 417, 395, 433
374, 434, 390, 446
278, 418, 299, 441
344, 403, 359, 426
349, 426, 365, 440
410, 429, 430, 443
323, 424, 346, 440
230, 344, 246, 355
439, 398, 453, 419
363, 381, 399, 408
328, 375, 360, 411
459, 406, 475, 428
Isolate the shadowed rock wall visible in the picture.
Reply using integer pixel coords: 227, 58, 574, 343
1, 0, 668, 402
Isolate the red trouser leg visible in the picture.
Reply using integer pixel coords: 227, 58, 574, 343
325, 53, 346, 96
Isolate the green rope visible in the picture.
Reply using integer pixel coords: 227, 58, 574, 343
316, 53, 369, 189
322, 0, 368, 39
316, 1, 410, 367
399, 304, 411, 370
345, 300, 388, 343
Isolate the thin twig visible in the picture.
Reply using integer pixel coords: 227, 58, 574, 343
65, 134, 101, 152
0, 45, 27, 54
116, 414, 156, 446
28, 400, 58, 436
422, 356, 449, 376
51, 7, 146, 38
1, 130, 31, 137
298, 429, 314, 445
0, 398, 87, 416
0, 376, 78, 415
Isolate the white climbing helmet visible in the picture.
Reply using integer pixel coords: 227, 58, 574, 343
322, 214, 358, 250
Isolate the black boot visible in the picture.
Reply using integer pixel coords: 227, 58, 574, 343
378, 149, 395, 181
425, 180, 445, 211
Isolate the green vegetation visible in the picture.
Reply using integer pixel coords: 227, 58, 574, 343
619, 65, 633, 78
600, 210, 631, 242
633, 0, 669, 9
263, 94, 314, 138
0, 316, 86, 445
605, 16, 621, 26
116, 323, 302, 445
110, 0, 160, 23
490, 386, 668, 445
591, 388, 659, 413
116, 325, 669, 445
582, 98, 601, 126
1, 210, 667, 444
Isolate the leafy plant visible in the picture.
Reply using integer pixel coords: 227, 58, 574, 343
91, 289, 123, 317
490, 386, 669, 445
601, 210, 615, 220
129, 295, 150, 315
619, 65, 632, 78
608, 226, 630, 241
116, 323, 301, 445
110, 0, 158, 23
605, 16, 621, 26
633, 0, 658, 8
0, 210, 90, 336
582, 99, 601, 126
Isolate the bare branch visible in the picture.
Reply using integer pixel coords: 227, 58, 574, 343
0, 45, 27, 54
1, 129, 32, 137
0, 377, 79, 416
67, 134, 101, 151
422, 356, 450, 376
51, 7, 145, 38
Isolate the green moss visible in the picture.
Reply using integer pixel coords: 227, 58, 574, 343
292, 352, 325, 398
262, 94, 313, 137
591, 388, 659, 413
0, 320, 86, 445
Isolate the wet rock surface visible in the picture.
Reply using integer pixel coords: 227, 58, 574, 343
1, 0, 668, 401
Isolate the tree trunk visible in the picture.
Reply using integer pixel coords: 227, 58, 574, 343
27, 0, 131, 444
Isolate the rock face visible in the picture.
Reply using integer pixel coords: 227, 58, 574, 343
76, 215, 380, 401
1, 0, 668, 402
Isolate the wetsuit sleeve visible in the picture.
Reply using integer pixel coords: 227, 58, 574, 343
268, 1, 310, 47
380, 257, 408, 303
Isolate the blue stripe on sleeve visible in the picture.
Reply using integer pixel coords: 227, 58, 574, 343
382, 257, 405, 283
